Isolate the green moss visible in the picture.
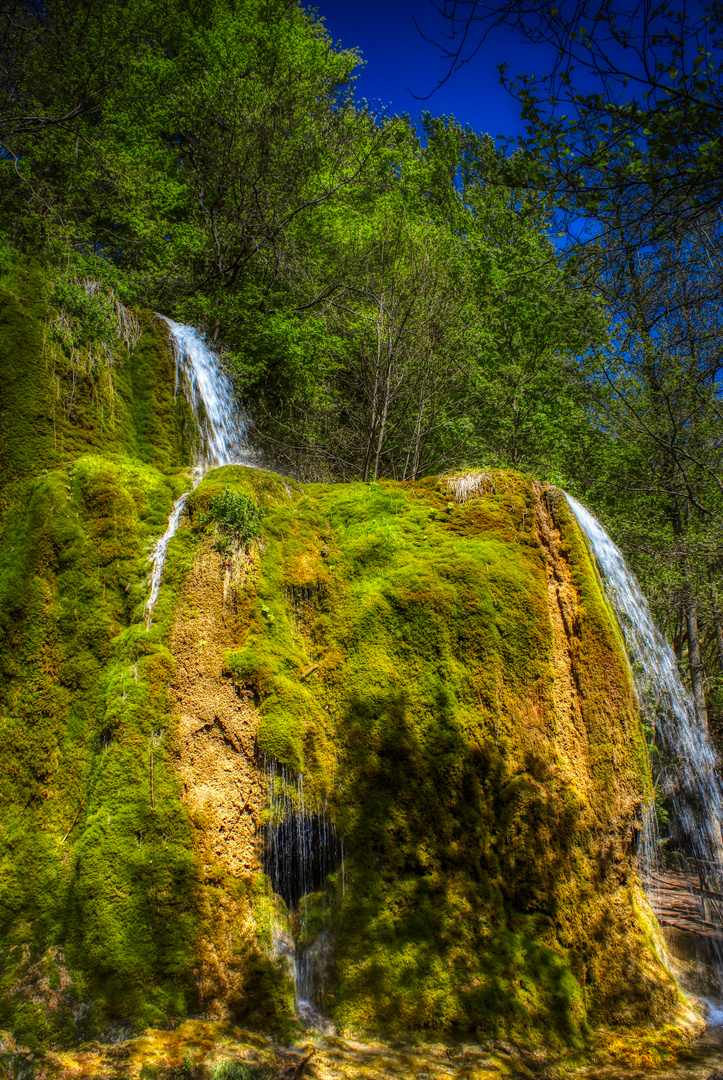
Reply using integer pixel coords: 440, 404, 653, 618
206, 467, 676, 1044
256, 677, 320, 771
0, 453, 198, 1045
0, 261, 198, 494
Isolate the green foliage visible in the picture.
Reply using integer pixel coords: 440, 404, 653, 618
426, 3, 723, 231
0, 0, 366, 310
199, 488, 265, 548
0, 0, 603, 487
48, 273, 138, 351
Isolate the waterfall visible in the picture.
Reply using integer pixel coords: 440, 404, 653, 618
263, 759, 342, 1027
564, 493, 723, 974
162, 317, 250, 470
145, 318, 252, 625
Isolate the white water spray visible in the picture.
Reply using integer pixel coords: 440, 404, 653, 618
145, 319, 253, 625
564, 493, 723, 924
162, 317, 250, 470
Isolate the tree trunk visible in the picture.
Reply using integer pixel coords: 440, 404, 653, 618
373, 353, 392, 482
409, 383, 427, 481
712, 585, 723, 675
684, 586, 708, 729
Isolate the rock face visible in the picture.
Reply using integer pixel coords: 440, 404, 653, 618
0, 271, 681, 1051
171, 543, 262, 880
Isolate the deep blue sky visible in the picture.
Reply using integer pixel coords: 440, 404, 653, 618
311, 0, 541, 139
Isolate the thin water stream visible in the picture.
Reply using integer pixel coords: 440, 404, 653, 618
564, 492, 723, 992
145, 490, 190, 628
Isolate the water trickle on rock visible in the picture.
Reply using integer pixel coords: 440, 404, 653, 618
145, 491, 190, 629
564, 492, 723, 972
145, 318, 253, 625
263, 758, 342, 1027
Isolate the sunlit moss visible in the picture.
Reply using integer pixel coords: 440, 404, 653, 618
188, 466, 678, 1044
0, 260, 678, 1050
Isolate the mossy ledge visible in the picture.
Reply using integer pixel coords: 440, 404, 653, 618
0, 264, 684, 1054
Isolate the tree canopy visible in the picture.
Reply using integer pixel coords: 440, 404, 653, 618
426, 0, 723, 231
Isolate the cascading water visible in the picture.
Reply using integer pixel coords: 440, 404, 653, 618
263, 759, 342, 1027
144, 318, 253, 625
162, 317, 250, 470
564, 492, 723, 985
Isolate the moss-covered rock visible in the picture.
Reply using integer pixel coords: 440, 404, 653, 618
182, 466, 679, 1045
0, 259, 198, 490
0, 261, 681, 1051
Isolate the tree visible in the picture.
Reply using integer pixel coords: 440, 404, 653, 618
244, 118, 606, 484
576, 201, 723, 727
0, 0, 372, 314
329, 198, 480, 481
423, 1, 723, 232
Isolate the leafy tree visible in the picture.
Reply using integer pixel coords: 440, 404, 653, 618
424, 0, 723, 231
0, 0, 371, 311
244, 119, 606, 483
326, 195, 481, 481
575, 202, 723, 727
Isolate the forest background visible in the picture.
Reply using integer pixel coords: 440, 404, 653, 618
1, 0, 723, 743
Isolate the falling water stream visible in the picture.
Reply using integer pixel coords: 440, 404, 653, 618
564, 492, 723, 998
164, 316, 251, 471
145, 490, 191, 627
264, 760, 342, 1026
144, 318, 252, 625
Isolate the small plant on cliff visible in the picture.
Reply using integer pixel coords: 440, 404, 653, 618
198, 487, 265, 550
210, 1061, 269, 1080
48, 273, 141, 356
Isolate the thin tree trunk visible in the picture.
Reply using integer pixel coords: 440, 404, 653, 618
684, 586, 708, 728
373, 350, 392, 481
404, 385, 426, 481
712, 584, 723, 675
363, 311, 384, 482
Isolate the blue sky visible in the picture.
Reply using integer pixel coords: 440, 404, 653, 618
311, 0, 544, 139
